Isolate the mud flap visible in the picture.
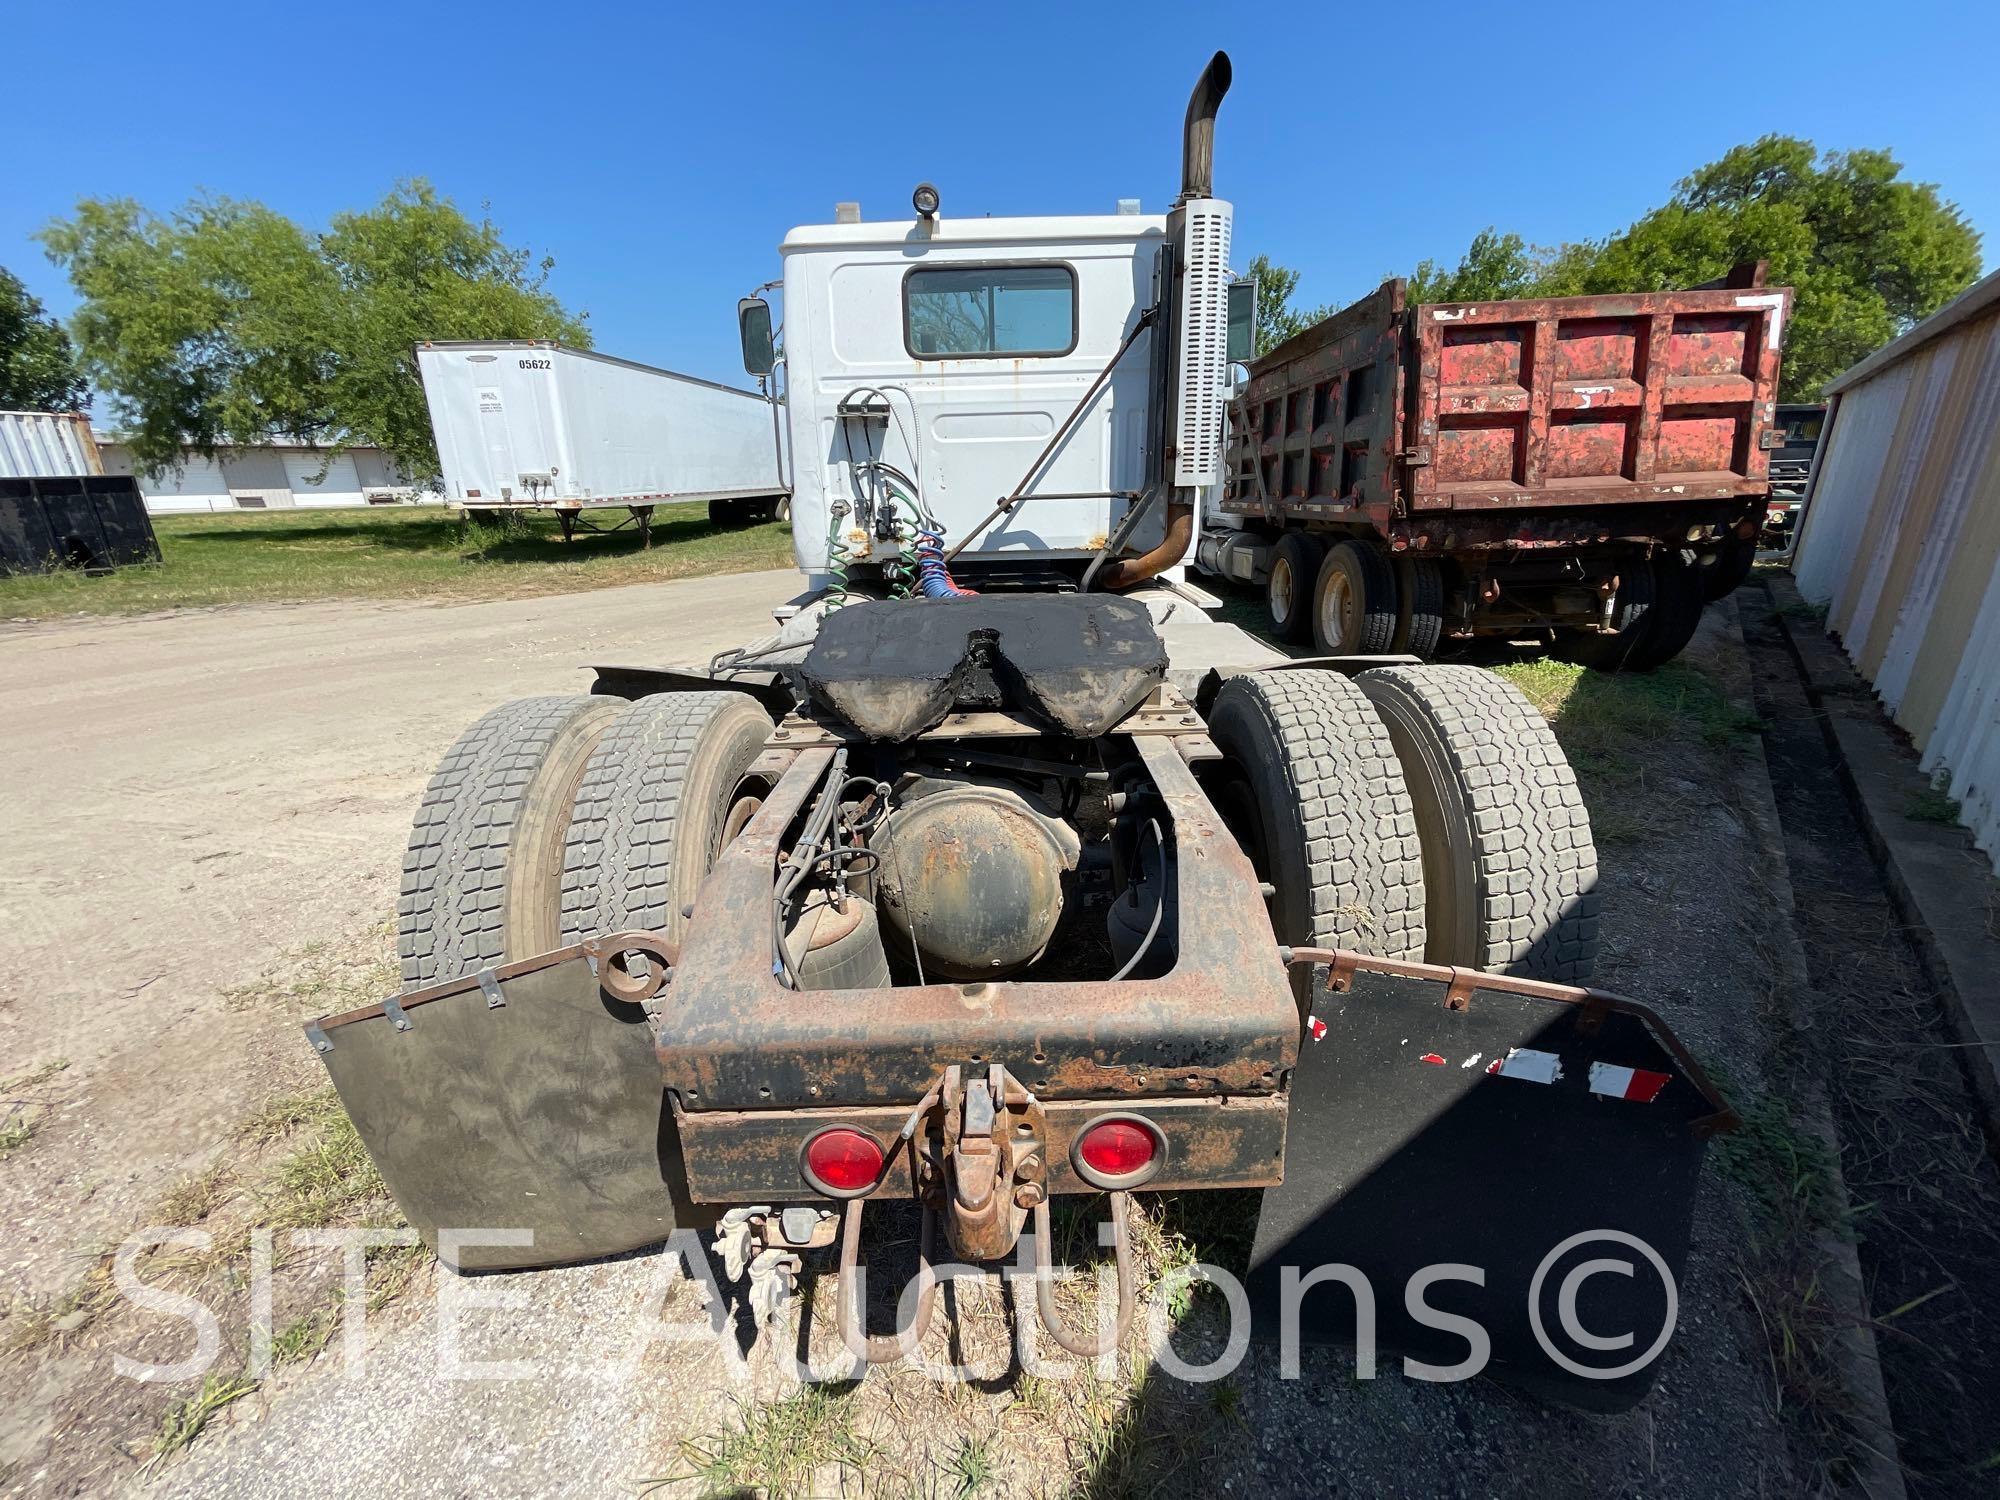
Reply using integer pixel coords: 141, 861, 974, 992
1247, 955, 1735, 1412
308, 940, 705, 1271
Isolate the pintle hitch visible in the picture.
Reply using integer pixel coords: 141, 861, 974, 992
937, 1063, 1046, 1263
828, 1060, 1139, 1364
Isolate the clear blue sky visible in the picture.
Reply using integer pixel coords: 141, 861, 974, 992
8, 0, 1994, 397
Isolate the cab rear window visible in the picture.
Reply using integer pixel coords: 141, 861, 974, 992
904, 265, 1076, 358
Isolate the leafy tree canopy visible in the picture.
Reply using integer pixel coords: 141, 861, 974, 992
0, 266, 88, 412
1245, 253, 1335, 357
1404, 138, 1981, 400
39, 181, 588, 479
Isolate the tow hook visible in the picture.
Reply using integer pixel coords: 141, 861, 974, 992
938, 1063, 1044, 1263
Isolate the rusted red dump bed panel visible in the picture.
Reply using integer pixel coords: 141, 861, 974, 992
1221, 279, 1791, 522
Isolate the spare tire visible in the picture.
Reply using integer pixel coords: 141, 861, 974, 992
1357, 665, 1599, 982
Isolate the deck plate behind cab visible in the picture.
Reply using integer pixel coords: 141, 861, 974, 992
799, 595, 1168, 741
1249, 958, 1734, 1412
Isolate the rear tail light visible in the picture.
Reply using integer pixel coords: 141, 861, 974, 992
1072, 1114, 1166, 1189
800, 1126, 886, 1198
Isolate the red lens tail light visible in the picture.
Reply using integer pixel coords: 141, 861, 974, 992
1072, 1115, 1165, 1188
800, 1127, 886, 1197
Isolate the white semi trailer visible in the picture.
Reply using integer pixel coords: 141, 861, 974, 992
416, 341, 789, 543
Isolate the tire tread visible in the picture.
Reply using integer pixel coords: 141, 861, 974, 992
1210, 670, 1426, 961
1360, 665, 1600, 981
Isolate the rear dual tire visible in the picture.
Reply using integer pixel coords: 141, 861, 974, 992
1358, 666, 1599, 981
1265, 534, 1444, 660
398, 691, 773, 988
1561, 550, 1706, 672
1210, 665, 1598, 985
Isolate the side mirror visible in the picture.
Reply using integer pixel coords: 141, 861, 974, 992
1226, 277, 1258, 364
738, 297, 775, 377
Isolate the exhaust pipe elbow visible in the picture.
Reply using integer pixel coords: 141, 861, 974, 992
1097, 501, 1194, 592
1179, 51, 1232, 202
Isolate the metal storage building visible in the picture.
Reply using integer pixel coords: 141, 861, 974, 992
1792, 269, 2000, 871
0, 411, 102, 477
92, 435, 433, 513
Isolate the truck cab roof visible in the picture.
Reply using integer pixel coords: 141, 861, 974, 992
779, 212, 1166, 254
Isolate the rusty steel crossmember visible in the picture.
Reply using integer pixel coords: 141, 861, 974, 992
657, 737, 1299, 1111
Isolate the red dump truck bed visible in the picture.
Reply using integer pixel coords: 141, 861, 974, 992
1204, 274, 1792, 666
1222, 276, 1790, 527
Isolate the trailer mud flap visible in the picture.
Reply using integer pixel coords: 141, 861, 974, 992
307, 936, 703, 1270
1247, 953, 1736, 1412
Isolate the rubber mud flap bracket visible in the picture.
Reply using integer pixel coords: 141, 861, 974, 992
381, 996, 412, 1032
307, 946, 709, 1269
1247, 953, 1735, 1413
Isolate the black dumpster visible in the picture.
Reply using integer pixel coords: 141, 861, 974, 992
0, 476, 162, 576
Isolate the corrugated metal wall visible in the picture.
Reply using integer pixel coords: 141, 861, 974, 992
0, 411, 103, 478
1794, 277, 2000, 872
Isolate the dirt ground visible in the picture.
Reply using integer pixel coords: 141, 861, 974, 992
0, 582, 1869, 1496
1743, 584, 2000, 1498
0, 572, 798, 1297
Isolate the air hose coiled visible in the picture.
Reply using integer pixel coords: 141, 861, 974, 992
825, 509, 856, 610
914, 527, 976, 598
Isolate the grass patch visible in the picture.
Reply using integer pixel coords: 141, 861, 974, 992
235, 1087, 341, 1146
1496, 657, 1765, 759
152, 1162, 235, 1226
221, 933, 398, 1018
1905, 776, 1962, 826
1, 1057, 72, 1160
0, 503, 796, 621
1705, 1066, 1860, 1457
147, 1374, 257, 1470
0, 1058, 70, 1093
659, 1385, 872, 1498
1494, 657, 1762, 845
1774, 597, 1830, 625
259, 1090, 388, 1231
944, 1434, 998, 1496
1714, 1092, 1846, 1238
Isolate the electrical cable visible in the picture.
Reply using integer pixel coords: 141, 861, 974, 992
1107, 817, 1166, 982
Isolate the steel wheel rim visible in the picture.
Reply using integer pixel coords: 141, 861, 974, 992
1269, 557, 1294, 624
1321, 568, 1358, 650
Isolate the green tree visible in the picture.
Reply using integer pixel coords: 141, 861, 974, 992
1245, 253, 1333, 356
0, 266, 89, 411
1407, 229, 1582, 305
39, 181, 588, 479
1404, 138, 1981, 399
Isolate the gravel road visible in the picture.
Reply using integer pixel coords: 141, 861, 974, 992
0, 572, 799, 1305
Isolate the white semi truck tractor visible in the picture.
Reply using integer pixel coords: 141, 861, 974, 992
314, 53, 1733, 1409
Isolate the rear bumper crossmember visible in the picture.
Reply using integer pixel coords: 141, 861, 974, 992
659, 736, 1301, 1114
